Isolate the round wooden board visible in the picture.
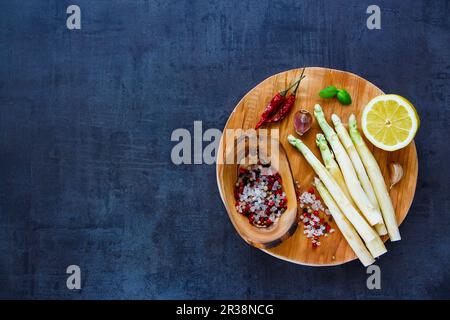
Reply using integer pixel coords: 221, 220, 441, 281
216, 67, 418, 266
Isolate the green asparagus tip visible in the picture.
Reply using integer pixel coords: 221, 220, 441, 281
316, 134, 329, 152
315, 133, 326, 145
287, 134, 298, 145
331, 114, 341, 125
348, 115, 362, 142
316, 134, 334, 158
314, 104, 325, 119
348, 114, 357, 127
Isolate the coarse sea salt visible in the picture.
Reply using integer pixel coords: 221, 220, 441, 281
298, 189, 334, 248
235, 164, 287, 228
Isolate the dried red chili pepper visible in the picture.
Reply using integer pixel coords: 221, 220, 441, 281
254, 77, 303, 129
267, 68, 306, 123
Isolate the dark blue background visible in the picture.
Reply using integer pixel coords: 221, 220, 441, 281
0, 0, 449, 299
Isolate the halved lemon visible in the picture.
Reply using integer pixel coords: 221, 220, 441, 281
361, 94, 419, 151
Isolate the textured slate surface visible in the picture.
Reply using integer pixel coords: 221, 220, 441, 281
0, 0, 449, 299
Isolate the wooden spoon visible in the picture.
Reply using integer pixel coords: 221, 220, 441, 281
217, 133, 298, 248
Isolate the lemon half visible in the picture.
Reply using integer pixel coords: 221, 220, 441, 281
361, 94, 419, 151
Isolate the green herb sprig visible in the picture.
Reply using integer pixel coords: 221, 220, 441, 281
319, 86, 352, 105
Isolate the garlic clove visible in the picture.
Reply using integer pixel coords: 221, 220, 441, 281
294, 109, 313, 136
389, 162, 403, 189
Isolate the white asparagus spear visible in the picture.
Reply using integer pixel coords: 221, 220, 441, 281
313, 105, 382, 226
375, 225, 388, 236
315, 134, 386, 257
287, 135, 375, 243
316, 134, 354, 203
314, 178, 375, 266
331, 114, 387, 236
348, 114, 401, 241
366, 236, 388, 257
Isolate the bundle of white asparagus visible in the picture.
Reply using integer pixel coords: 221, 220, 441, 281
287, 104, 400, 266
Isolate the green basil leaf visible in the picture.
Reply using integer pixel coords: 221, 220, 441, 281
319, 86, 338, 99
337, 89, 352, 105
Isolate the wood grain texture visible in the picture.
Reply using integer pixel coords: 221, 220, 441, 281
217, 67, 418, 266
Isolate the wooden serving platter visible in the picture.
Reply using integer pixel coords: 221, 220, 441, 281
216, 67, 418, 266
